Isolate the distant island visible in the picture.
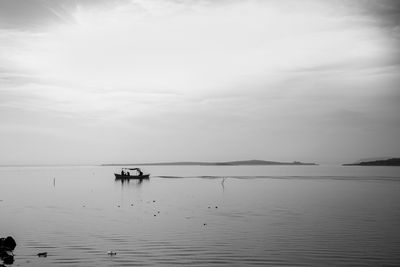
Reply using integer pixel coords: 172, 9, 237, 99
343, 158, 400, 166
102, 159, 317, 166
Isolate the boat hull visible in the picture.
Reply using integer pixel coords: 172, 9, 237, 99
114, 173, 150, 180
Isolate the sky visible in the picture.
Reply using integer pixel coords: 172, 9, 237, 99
0, 0, 399, 165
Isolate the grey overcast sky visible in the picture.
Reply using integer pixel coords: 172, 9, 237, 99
0, 0, 399, 165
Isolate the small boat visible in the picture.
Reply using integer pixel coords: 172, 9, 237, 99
114, 168, 150, 180
114, 173, 150, 179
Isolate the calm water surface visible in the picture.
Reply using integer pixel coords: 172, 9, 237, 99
1, 165, 400, 266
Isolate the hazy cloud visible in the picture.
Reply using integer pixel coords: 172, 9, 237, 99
0, 0, 133, 29
357, 0, 400, 28
1, 0, 399, 164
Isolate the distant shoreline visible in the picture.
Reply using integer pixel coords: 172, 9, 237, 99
342, 158, 400, 166
102, 160, 318, 166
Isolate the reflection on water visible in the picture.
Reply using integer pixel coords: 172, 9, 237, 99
115, 177, 149, 187
0, 165, 400, 266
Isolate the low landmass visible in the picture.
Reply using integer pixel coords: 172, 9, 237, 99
343, 158, 400, 166
102, 159, 317, 166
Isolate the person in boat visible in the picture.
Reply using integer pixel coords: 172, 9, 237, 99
137, 169, 143, 176
121, 169, 125, 176
127, 171, 130, 176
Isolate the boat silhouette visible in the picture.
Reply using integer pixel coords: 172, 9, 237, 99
114, 168, 150, 180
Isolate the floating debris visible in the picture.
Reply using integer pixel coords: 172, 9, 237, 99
215, 206, 218, 209
107, 251, 116, 256
37, 252, 47, 257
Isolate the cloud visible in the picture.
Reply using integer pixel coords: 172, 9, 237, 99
0, 0, 72, 29
1, 0, 400, 163
357, 0, 400, 28
0, 0, 131, 30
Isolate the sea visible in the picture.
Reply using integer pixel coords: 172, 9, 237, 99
1, 165, 400, 266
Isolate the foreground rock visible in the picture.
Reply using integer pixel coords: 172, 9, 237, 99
0, 236, 16, 264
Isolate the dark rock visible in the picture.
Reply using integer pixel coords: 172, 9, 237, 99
0, 251, 14, 264
3, 256, 14, 264
0, 250, 10, 258
0, 236, 16, 251
0, 236, 16, 264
